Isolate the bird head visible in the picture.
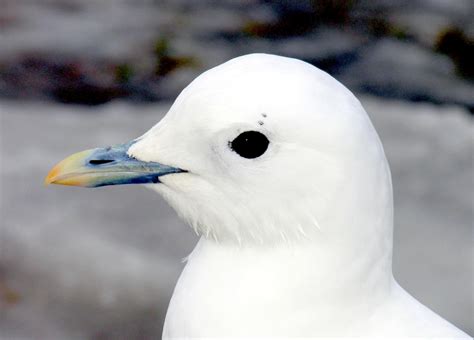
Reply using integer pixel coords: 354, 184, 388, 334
46, 54, 393, 246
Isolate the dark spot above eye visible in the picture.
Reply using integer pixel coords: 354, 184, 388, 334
89, 159, 114, 165
258, 120, 264, 125
261, 113, 267, 118
230, 131, 269, 159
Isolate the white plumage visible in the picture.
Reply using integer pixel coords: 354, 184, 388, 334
125, 54, 469, 338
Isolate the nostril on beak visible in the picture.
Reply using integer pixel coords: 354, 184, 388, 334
89, 159, 114, 165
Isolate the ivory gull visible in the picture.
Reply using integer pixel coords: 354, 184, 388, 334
46, 54, 470, 338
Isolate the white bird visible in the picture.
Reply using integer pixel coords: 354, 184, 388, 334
46, 54, 470, 338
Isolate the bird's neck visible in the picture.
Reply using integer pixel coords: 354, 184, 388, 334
186, 232, 394, 307
168, 229, 394, 336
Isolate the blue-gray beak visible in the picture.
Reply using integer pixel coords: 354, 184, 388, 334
45, 141, 185, 188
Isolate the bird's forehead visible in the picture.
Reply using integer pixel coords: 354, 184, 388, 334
142, 54, 366, 150
166, 55, 355, 126
169, 80, 315, 129
175, 87, 268, 123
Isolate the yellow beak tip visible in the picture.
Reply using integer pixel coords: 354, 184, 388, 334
44, 149, 96, 187
44, 165, 61, 186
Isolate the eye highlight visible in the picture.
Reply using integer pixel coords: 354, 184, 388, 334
229, 131, 269, 159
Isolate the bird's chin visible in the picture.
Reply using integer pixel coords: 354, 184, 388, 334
144, 172, 191, 194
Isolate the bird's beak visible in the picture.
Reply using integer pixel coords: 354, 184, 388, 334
45, 141, 185, 188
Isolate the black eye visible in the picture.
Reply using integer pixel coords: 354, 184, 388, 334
230, 131, 269, 159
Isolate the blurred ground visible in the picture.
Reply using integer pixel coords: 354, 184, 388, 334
1, 0, 473, 109
0, 96, 472, 338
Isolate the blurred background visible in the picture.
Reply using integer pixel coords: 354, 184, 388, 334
0, 0, 472, 338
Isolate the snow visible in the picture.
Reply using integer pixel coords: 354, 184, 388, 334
0, 96, 472, 338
